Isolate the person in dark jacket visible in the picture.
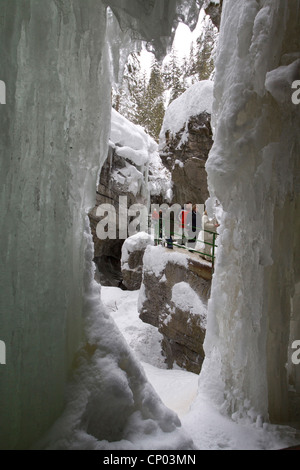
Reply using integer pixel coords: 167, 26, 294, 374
187, 204, 201, 249
178, 202, 192, 245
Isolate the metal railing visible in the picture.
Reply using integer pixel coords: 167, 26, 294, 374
153, 222, 218, 270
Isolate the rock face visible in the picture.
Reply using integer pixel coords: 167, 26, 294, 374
160, 112, 213, 206
159, 81, 214, 207
205, 1, 223, 30
89, 144, 148, 286
160, 297, 206, 374
121, 233, 153, 290
161, 112, 213, 205
138, 246, 212, 373
89, 109, 171, 286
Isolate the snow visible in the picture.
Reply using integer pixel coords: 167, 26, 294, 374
182, 392, 298, 451
101, 287, 165, 369
159, 80, 214, 148
121, 232, 153, 265
142, 245, 189, 278
171, 282, 207, 328
34, 227, 193, 450
175, 159, 184, 168
148, 151, 173, 202
98, 283, 299, 450
111, 108, 151, 166
111, 108, 172, 202
115, 146, 149, 167
141, 363, 199, 420
112, 162, 144, 197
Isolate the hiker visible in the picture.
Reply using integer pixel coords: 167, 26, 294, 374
152, 208, 160, 246
202, 211, 219, 261
178, 202, 192, 245
164, 204, 175, 249
187, 204, 201, 249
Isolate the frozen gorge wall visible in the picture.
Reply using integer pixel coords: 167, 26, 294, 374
0, 0, 201, 450
0, 0, 111, 449
202, 0, 300, 424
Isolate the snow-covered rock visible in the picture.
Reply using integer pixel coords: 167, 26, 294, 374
89, 109, 171, 285
159, 80, 214, 149
159, 81, 214, 205
121, 232, 153, 290
204, 0, 223, 30
139, 246, 211, 373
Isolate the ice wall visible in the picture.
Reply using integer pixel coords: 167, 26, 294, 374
0, 0, 112, 449
0, 0, 200, 450
201, 0, 300, 424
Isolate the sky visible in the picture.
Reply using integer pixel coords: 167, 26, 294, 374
139, 9, 206, 76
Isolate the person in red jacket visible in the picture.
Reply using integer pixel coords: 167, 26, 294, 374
178, 202, 192, 245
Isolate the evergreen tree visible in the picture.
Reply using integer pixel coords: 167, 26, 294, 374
162, 60, 172, 90
133, 71, 149, 130
111, 16, 218, 140
195, 21, 215, 81
187, 42, 197, 78
169, 49, 186, 104
112, 52, 142, 120
144, 59, 165, 141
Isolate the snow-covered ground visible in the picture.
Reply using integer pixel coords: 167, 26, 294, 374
101, 286, 300, 451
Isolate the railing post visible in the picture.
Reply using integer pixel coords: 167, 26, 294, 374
212, 232, 216, 271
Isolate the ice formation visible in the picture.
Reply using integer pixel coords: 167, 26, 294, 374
0, 0, 201, 450
201, 0, 300, 425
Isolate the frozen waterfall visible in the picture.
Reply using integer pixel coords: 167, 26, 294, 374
0, 0, 201, 450
201, 0, 300, 425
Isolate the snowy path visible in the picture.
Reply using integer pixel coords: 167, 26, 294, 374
101, 286, 299, 451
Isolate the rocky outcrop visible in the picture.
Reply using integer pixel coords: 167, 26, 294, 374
159, 80, 214, 207
205, 1, 223, 30
121, 233, 153, 290
160, 296, 206, 374
88, 144, 148, 286
138, 245, 212, 373
89, 109, 172, 286
160, 112, 213, 205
